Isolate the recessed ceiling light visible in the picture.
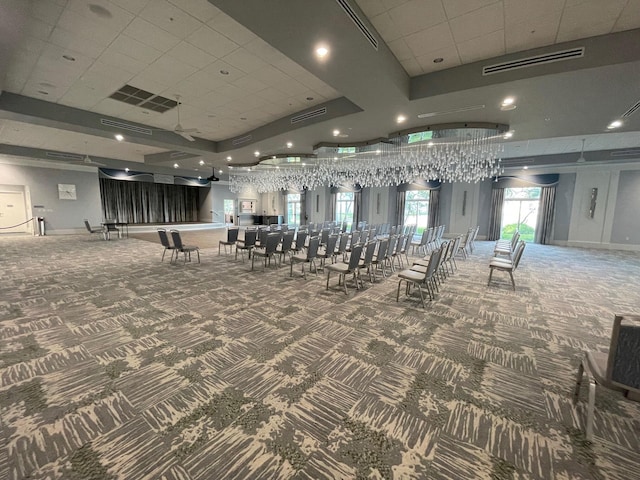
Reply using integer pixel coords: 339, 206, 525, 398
333, 129, 340, 136
396, 115, 406, 123
315, 46, 329, 58
276, 166, 280, 169
306, 97, 314, 101
607, 120, 623, 129
240, 117, 247, 120
199, 159, 205, 165
173, 163, 179, 168
228, 166, 233, 169
226, 156, 232, 161
500, 97, 517, 111
198, 175, 202, 179
427, 141, 434, 147
302, 163, 306, 166
286, 142, 293, 148
523, 166, 529, 170
62, 55, 76, 62
502, 97, 515, 106
115, 134, 124, 141
220, 70, 229, 75
503, 131, 514, 139
376, 149, 381, 154
272, 155, 276, 159
247, 168, 251, 171
125, 168, 129, 172
254, 151, 260, 157
88, 4, 112, 18
433, 57, 444, 63
219, 169, 223, 174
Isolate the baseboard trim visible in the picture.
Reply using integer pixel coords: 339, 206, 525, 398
559, 240, 640, 252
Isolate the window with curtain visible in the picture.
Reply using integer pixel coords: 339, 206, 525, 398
403, 190, 430, 234
500, 187, 541, 241
335, 192, 355, 229
287, 193, 301, 225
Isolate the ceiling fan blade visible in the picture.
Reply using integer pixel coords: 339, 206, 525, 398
177, 131, 196, 142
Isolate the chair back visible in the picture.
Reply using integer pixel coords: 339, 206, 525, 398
450, 235, 462, 259
227, 227, 239, 243
350, 230, 361, 247
306, 237, 320, 259
376, 239, 388, 261
170, 230, 184, 250
281, 231, 295, 252
386, 235, 397, 258
336, 233, 349, 255
512, 241, 526, 269
363, 241, 376, 266
368, 229, 376, 242
325, 234, 338, 256
243, 229, 257, 247
264, 232, 280, 254
426, 246, 442, 278
157, 228, 172, 248
320, 228, 330, 245
419, 228, 429, 246
607, 314, 640, 391
84, 220, 93, 233
295, 231, 308, 250
258, 228, 270, 246
347, 243, 364, 270
437, 241, 449, 269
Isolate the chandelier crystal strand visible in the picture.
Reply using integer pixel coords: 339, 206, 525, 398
229, 128, 505, 193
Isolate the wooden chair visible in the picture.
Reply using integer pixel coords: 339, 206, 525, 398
574, 314, 640, 439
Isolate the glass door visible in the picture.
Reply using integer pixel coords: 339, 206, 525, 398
500, 187, 541, 242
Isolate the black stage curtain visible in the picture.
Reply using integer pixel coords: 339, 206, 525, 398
100, 178, 199, 223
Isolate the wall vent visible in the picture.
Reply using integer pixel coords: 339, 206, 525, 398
232, 134, 253, 146
501, 157, 536, 166
100, 118, 153, 136
45, 151, 83, 161
336, 0, 378, 50
621, 100, 640, 118
291, 107, 327, 125
483, 47, 585, 75
418, 105, 485, 118
610, 148, 640, 157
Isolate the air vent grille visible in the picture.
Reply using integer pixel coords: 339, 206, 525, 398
45, 151, 83, 161
418, 105, 485, 119
621, 100, 640, 118
336, 0, 378, 50
108, 84, 178, 113
483, 47, 584, 75
100, 118, 153, 135
232, 134, 253, 146
610, 149, 640, 157
170, 151, 189, 158
501, 157, 536, 165
291, 107, 327, 124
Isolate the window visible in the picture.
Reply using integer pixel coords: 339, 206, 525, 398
223, 199, 234, 224
500, 187, 541, 242
335, 192, 354, 229
403, 190, 430, 235
287, 194, 301, 225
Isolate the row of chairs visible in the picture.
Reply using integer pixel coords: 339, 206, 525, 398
396, 228, 476, 308
157, 228, 200, 264
487, 230, 525, 290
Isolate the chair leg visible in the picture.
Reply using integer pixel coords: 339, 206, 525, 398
509, 271, 516, 290
326, 271, 331, 290
396, 279, 403, 302
487, 267, 494, 286
574, 361, 584, 401
416, 284, 425, 308
196, 250, 200, 263
586, 378, 596, 440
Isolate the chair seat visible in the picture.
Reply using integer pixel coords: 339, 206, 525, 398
489, 259, 514, 269
410, 264, 427, 274
398, 269, 424, 282
585, 351, 609, 385
325, 262, 350, 274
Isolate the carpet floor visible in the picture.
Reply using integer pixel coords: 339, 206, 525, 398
1, 233, 639, 479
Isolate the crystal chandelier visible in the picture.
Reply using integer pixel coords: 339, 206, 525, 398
229, 123, 507, 193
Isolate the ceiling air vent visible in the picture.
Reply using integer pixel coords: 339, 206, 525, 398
291, 107, 327, 125
100, 118, 153, 136
336, 0, 378, 50
621, 100, 640, 118
610, 149, 640, 157
45, 151, 83, 161
483, 47, 585, 75
418, 105, 485, 119
108, 84, 178, 113
232, 134, 253, 146
501, 157, 536, 166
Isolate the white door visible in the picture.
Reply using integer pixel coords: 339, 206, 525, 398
0, 191, 29, 233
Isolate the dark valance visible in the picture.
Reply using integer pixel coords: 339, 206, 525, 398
493, 174, 559, 189
99, 168, 209, 187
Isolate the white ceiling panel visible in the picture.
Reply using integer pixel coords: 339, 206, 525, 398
186, 26, 239, 58
105, 34, 163, 65
168, 0, 221, 24
449, 2, 504, 44
110, 0, 150, 15
166, 41, 216, 70
404, 22, 455, 58
221, 48, 268, 74
457, 29, 505, 64
56, 9, 121, 46
30, 0, 65, 25
388, 0, 447, 36
122, 17, 181, 53
138, 0, 203, 39
66, 0, 135, 31
415, 45, 462, 73
505, 13, 562, 54
206, 12, 257, 46
613, 0, 640, 32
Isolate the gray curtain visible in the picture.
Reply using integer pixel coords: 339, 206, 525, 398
329, 192, 336, 221
100, 178, 199, 223
354, 190, 362, 227
300, 190, 307, 224
428, 189, 440, 228
535, 186, 556, 244
396, 190, 405, 226
488, 188, 505, 241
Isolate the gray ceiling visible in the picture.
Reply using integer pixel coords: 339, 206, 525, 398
0, 0, 639, 177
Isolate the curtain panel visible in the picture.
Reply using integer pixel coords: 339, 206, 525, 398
100, 178, 199, 223
395, 190, 406, 227
535, 186, 556, 244
354, 190, 362, 227
428, 189, 440, 228
487, 188, 505, 241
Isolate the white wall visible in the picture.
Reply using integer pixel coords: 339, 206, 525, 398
368, 187, 389, 225
448, 182, 481, 235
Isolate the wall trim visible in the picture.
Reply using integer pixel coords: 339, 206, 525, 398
558, 240, 640, 252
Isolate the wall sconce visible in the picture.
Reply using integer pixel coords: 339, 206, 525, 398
462, 190, 467, 216
589, 188, 598, 218
376, 193, 381, 215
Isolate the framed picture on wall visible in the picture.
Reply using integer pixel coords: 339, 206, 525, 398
58, 184, 77, 200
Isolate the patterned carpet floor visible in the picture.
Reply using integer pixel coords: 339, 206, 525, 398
1, 233, 639, 479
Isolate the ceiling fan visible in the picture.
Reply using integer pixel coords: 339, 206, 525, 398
170, 95, 198, 142
576, 138, 587, 163
79, 154, 106, 167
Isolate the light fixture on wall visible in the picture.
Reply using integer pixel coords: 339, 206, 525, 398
462, 191, 467, 216
589, 188, 598, 218
228, 122, 507, 193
